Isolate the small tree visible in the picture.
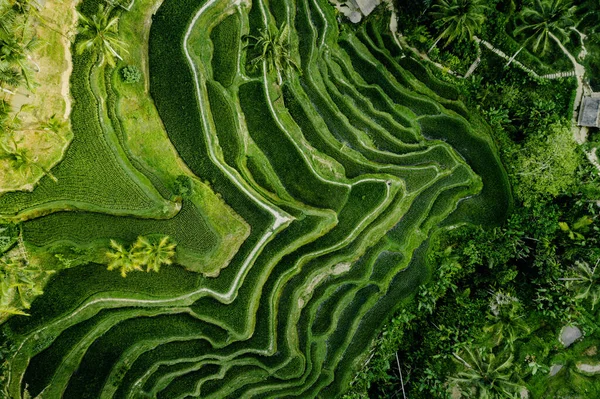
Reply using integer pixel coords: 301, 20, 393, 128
174, 175, 193, 198
120, 65, 141, 84
514, 122, 579, 205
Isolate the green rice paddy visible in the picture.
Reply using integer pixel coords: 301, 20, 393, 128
0, 0, 511, 397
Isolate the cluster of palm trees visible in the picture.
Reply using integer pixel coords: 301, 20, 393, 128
449, 291, 530, 397
1, 0, 129, 95
1, 0, 128, 183
0, 0, 44, 96
448, 259, 600, 397
429, 0, 577, 57
0, 103, 62, 183
0, 224, 54, 316
243, 22, 299, 86
0, 256, 44, 316
106, 236, 177, 277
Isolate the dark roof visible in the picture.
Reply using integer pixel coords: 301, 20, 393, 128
578, 97, 600, 127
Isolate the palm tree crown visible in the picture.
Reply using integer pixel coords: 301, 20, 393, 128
131, 236, 176, 273
451, 347, 524, 398
76, 4, 127, 67
0, 35, 40, 88
106, 239, 142, 277
514, 0, 575, 54
244, 22, 299, 85
430, 0, 489, 48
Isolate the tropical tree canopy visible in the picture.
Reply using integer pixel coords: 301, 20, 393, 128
106, 239, 141, 277
244, 22, 300, 85
430, 0, 489, 47
514, 0, 575, 54
0, 35, 40, 89
76, 4, 127, 67
106, 236, 176, 277
451, 347, 524, 398
483, 292, 531, 347
131, 236, 176, 273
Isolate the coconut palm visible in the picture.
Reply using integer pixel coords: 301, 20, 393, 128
0, 135, 59, 182
40, 114, 67, 135
76, 4, 128, 67
0, 256, 44, 312
11, 0, 39, 16
0, 6, 16, 37
513, 0, 575, 55
0, 35, 40, 89
428, 0, 489, 52
131, 236, 176, 273
451, 347, 524, 398
0, 61, 23, 94
483, 293, 531, 348
106, 239, 142, 277
244, 22, 300, 85
578, 0, 600, 33
561, 259, 600, 310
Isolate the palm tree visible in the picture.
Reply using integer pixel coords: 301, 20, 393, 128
40, 114, 68, 135
0, 135, 59, 182
0, 35, 40, 89
513, 0, 575, 55
244, 22, 300, 85
561, 259, 600, 310
0, 256, 45, 312
106, 239, 142, 277
483, 293, 531, 347
428, 0, 489, 52
0, 6, 16, 37
451, 347, 524, 398
0, 61, 23, 94
76, 4, 128, 67
11, 0, 38, 16
131, 236, 176, 273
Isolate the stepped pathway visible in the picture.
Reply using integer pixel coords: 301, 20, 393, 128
1, 0, 510, 397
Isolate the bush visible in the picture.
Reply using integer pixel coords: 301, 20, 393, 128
120, 65, 142, 84
173, 175, 193, 198
513, 122, 581, 205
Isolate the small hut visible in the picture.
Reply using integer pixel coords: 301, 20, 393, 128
578, 97, 600, 128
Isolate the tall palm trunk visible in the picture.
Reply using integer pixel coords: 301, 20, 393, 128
428, 34, 443, 54
505, 45, 523, 67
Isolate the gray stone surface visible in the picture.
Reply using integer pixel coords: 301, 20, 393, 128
549, 364, 563, 376
578, 97, 600, 127
577, 363, 600, 375
330, 0, 381, 23
560, 326, 582, 348
355, 0, 381, 15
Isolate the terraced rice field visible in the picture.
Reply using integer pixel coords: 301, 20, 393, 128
1, 0, 511, 397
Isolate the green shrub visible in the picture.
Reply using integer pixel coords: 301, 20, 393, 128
120, 65, 142, 84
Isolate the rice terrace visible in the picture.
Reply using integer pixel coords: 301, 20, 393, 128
1, 0, 600, 397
